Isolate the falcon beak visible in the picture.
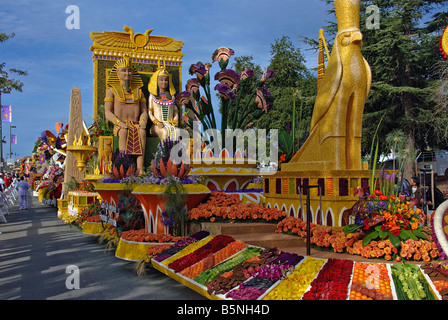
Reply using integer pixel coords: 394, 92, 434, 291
351, 31, 363, 44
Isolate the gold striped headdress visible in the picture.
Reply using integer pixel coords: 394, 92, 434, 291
148, 61, 176, 97
106, 55, 144, 102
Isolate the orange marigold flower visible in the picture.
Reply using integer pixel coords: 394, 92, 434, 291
430, 249, 439, 258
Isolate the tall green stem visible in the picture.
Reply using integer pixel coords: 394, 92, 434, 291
236, 91, 257, 129
231, 87, 244, 130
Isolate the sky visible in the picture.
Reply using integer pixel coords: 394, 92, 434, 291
0, 0, 335, 160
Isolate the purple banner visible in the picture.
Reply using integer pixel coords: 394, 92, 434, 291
2, 105, 11, 122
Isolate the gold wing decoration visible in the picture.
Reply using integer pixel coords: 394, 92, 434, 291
90, 25, 183, 52
90, 31, 134, 49
145, 36, 183, 52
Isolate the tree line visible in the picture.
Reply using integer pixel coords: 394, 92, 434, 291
227, 0, 448, 178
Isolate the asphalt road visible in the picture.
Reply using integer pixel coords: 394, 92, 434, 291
0, 192, 206, 300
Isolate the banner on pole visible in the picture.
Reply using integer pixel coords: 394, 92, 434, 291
2, 105, 11, 122
11, 134, 17, 145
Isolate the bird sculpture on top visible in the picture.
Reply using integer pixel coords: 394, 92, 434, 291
285, 0, 371, 172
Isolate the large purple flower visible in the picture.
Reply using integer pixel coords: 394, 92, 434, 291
255, 87, 273, 112
189, 62, 208, 80
240, 69, 254, 81
185, 78, 200, 93
215, 83, 236, 100
212, 47, 235, 69
214, 69, 240, 88
261, 68, 275, 82
175, 91, 191, 107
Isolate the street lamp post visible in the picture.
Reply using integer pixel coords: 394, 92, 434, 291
10, 125, 16, 162
0, 90, 10, 172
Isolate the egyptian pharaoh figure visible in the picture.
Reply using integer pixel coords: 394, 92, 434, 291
285, 0, 371, 171
104, 56, 148, 173
148, 66, 178, 141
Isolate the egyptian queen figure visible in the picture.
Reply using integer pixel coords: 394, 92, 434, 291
104, 55, 148, 173
148, 66, 179, 141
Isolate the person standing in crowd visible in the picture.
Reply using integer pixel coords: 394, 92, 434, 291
424, 183, 445, 210
396, 172, 410, 196
4, 173, 11, 188
0, 174, 5, 192
15, 176, 29, 210
410, 177, 420, 199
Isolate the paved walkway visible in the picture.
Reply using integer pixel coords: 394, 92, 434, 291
0, 192, 205, 300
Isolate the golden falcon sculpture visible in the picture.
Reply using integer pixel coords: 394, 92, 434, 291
286, 0, 371, 171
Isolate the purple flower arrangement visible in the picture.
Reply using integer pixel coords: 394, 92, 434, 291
252, 263, 293, 282
429, 216, 447, 260
225, 286, 267, 300
226, 256, 300, 300
153, 231, 210, 262
271, 252, 303, 266
177, 47, 275, 137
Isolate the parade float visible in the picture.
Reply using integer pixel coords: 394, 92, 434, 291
31, 124, 67, 206
28, 0, 448, 301
146, 230, 447, 300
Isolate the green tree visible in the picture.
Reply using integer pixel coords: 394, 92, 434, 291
315, 0, 448, 179
432, 60, 448, 147
0, 32, 27, 163
0, 33, 28, 92
358, 0, 448, 179
254, 36, 317, 146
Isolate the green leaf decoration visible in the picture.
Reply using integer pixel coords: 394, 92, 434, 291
362, 230, 379, 246
411, 229, 427, 240
399, 229, 410, 241
401, 229, 418, 240
379, 229, 388, 239
343, 223, 362, 235
388, 232, 401, 248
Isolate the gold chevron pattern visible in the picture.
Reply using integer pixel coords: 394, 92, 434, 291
125, 121, 143, 155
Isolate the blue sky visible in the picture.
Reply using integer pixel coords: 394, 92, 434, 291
0, 0, 334, 159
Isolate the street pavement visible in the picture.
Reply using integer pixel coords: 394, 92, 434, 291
0, 192, 206, 300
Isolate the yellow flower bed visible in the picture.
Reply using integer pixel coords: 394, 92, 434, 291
162, 236, 213, 266
263, 257, 326, 300
81, 221, 104, 235
95, 183, 136, 190
59, 211, 77, 224
38, 187, 47, 202
98, 226, 120, 246
115, 239, 165, 261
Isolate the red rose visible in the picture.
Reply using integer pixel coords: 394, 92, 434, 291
391, 229, 400, 236
363, 218, 370, 230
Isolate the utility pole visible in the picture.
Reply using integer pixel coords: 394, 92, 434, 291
0, 90, 10, 172
10, 125, 16, 161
